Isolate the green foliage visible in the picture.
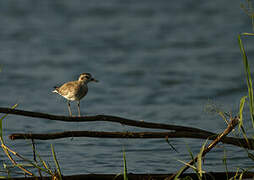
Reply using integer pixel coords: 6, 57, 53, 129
175, 141, 207, 180
222, 149, 229, 180
237, 20, 254, 176
0, 103, 62, 178
197, 140, 207, 179
238, 34, 254, 127
51, 144, 62, 180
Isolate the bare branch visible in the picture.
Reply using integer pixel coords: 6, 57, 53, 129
0, 107, 214, 133
2, 107, 252, 150
9, 122, 254, 150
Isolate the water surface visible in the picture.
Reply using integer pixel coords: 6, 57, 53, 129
0, 0, 252, 175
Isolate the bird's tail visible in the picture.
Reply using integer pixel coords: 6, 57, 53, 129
52, 86, 59, 93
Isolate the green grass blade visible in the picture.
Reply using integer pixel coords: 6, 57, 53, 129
239, 96, 247, 130
31, 142, 53, 175
239, 172, 244, 180
51, 144, 62, 180
176, 159, 198, 171
113, 173, 122, 180
232, 168, 240, 180
174, 158, 206, 180
0, 104, 18, 143
186, 145, 198, 175
238, 34, 254, 126
197, 150, 203, 178
186, 145, 195, 164
173, 165, 187, 180
122, 147, 128, 180
197, 139, 208, 179
242, 32, 254, 36
222, 149, 229, 180
241, 126, 251, 148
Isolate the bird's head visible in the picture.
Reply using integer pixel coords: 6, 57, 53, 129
78, 73, 98, 83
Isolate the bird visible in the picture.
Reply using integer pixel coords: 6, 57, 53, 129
52, 73, 98, 117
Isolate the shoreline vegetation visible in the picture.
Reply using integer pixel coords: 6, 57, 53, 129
2, 172, 254, 180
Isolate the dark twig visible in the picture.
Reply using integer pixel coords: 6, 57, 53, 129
9, 131, 214, 140
31, 139, 42, 177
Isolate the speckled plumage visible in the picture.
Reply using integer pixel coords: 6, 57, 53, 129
53, 73, 98, 117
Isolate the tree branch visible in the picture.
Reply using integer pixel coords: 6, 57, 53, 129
9, 122, 254, 150
1, 107, 252, 150
0, 107, 213, 133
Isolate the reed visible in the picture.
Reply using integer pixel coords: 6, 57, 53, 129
123, 147, 128, 180
51, 144, 63, 180
238, 34, 254, 127
0, 104, 63, 179
233, 1, 254, 178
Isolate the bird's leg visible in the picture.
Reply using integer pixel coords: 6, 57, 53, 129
77, 101, 81, 117
67, 101, 72, 117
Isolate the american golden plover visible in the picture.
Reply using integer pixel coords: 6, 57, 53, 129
53, 73, 98, 117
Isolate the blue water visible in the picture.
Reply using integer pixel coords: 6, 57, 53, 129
0, 0, 253, 176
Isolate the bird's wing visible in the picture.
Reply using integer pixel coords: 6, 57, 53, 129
58, 81, 76, 96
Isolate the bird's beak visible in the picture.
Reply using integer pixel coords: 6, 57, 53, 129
91, 78, 99, 82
